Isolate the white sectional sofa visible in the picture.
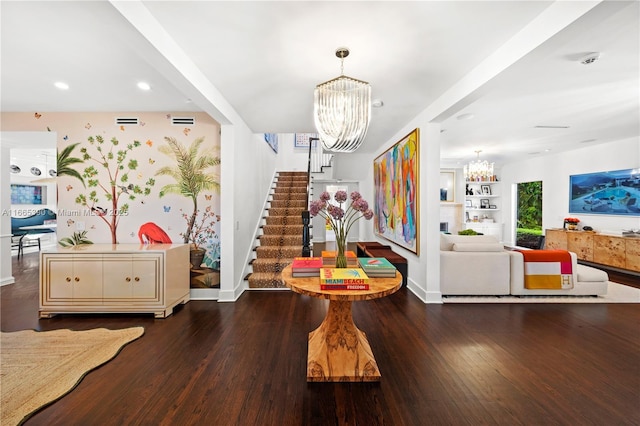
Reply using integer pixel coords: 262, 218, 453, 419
440, 234, 609, 296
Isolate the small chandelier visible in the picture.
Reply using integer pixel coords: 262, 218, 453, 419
464, 150, 495, 182
314, 47, 371, 153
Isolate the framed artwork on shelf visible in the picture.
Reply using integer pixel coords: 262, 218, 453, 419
489, 204, 497, 209
465, 200, 472, 207
480, 199, 490, 208
481, 185, 492, 195
569, 168, 640, 216
373, 128, 420, 254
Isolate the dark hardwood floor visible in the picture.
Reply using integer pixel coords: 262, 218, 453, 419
2, 252, 639, 425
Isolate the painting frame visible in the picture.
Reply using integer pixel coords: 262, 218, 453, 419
264, 133, 278, 153
481, 184, 492, 195
294, 133, 318, 148
373, 128, 420, 255
440, 170, 455, 202
569, 168, 640, 216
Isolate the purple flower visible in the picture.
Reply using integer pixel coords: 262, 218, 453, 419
309, 199, 325, 216
320, 191, 331, 202
352, 198, 369, 212
350, 191, 362, 202
363, 209, 374, 220
334, 190, 348, 203
327, 204, 345, 220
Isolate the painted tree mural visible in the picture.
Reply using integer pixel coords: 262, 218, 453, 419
57, 142, 86, 187
155, 136, 220, 245
75, 135, 155, 244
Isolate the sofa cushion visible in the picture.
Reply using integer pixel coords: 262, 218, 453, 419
452, 242, 504, 252
576, 265, 609, 282
440, 234, 499, 251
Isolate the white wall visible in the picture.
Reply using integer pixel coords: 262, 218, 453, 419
501, 137, 640, 244
333, 123, 443, 304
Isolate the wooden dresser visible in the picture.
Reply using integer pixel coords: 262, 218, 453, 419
545, 229, 640, 272
40, 244, 190, 318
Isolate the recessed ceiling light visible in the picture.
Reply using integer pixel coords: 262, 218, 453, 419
54, 81, 69, 90
544, 149, 551, 152
137, 81, 151, 91
372, 99, 384, 108
456, 113, 475, 121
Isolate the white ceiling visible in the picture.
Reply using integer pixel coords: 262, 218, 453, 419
2, 1, 638, 169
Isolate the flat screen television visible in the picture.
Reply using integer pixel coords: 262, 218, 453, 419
11, 184, 44, 205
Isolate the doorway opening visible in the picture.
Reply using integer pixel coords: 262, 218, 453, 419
515, 180, 544, 249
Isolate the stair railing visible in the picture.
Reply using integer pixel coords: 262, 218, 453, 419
301, 137, 318, 257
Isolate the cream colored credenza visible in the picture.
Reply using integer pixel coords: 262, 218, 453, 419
545, 229, 640, 272
40, 244, 190, 318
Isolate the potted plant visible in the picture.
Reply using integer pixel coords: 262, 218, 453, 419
564, 217, 580, 231
180, 206, 220, 269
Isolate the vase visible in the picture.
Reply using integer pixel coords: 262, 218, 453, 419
567, 224, 578, 231
335, 237, 348, 269
190, 248, 206, 270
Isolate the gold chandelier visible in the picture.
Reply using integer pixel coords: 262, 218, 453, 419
314, 47, 371, 153
464, 150, 495, 182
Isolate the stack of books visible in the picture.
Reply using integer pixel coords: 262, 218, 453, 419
291, 257, 323, 277
321, 250, 358, 267
319, 267, 370, 290
358, 257, 397, 278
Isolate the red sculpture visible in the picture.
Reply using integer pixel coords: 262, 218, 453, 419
138, 222, 172, 244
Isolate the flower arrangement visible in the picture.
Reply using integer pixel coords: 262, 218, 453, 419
180, 206, 220, 251
564, 217, 580, 224
309, 190, 373, 268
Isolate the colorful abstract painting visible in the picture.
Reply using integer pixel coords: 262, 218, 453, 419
373, 128, 419, 254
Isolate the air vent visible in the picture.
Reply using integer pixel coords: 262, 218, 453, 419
115, 117, 139, 125
171, 116, 195, 126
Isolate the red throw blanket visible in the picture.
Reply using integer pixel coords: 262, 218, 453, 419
516, 250, 573, 289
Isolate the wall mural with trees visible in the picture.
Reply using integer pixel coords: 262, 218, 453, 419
1, 112, 222, 290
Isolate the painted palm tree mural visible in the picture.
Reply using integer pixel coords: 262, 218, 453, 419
156, 136, 221, 245
75, 135, 155, 244
57, 142, 86, 188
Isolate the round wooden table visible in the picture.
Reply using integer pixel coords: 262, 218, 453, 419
282, 265, 402, 382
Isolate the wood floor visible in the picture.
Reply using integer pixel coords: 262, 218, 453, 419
3, 252, 639, 426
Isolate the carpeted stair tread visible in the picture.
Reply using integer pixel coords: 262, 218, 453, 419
248, 272, 287, 288
251, 258, 292, 273
271, 193, 308, 201
255, 245, 304, 258
268, 207, 306, 216
264, 216, 303, 226
258, 235, 303, 246
269, 200, 308, 208
262, 224, 304, 235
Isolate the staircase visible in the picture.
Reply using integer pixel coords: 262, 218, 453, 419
247, 171, 309, 288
